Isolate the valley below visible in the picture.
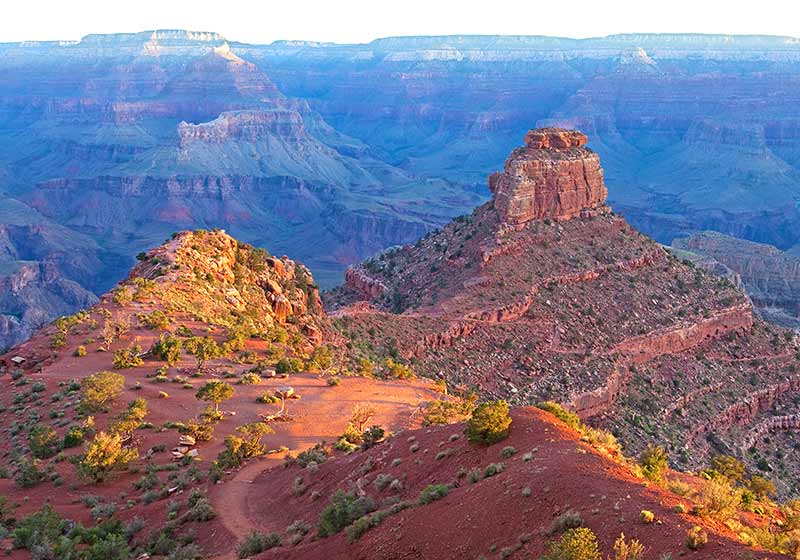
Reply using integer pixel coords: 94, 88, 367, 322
3, 31, 800, 345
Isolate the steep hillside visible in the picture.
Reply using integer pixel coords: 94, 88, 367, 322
0, 227, 795, 559
252, 408, 785, 560
0, 229, 440, 558
329, 128, 800, 497
674, 232, 800, 328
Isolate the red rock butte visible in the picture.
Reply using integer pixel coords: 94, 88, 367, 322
489, 127, 608, 225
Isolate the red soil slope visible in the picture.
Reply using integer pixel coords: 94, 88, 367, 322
251, 408, 781, 560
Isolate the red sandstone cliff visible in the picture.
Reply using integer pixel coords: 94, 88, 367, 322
488, 128, 608, 225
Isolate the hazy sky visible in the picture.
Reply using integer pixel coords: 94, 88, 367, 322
3, 0, 798, 44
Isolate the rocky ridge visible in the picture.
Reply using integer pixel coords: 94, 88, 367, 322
329, 128, 800, 495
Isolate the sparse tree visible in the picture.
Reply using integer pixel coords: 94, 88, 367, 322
76, 431, 138, 483
110, 398, 148, 440
466, 400, 512, 445
80, 371, 125, 412
195, 381, 234, 414
185, 336, 222, 370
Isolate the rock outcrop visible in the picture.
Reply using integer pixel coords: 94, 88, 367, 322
329, 126, 800, 495
488, 128, 608, 225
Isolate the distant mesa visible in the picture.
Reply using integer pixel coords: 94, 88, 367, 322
489, 127, 608, 225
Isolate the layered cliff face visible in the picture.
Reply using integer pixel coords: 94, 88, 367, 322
0, 261, 97, 348
673, 231, 800, 328
329, 128, 800, 496
0, 32, 485, 320
489, 128, 607, 224
3, 31, 800, 346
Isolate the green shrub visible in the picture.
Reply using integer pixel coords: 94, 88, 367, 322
500, 446, 517, 458
362, 425, 385, 449
537, 401, 582, 431
185, 497, 216, 522
63, 425, 86, 448
318, 491, 375, 537
418, 484, 449, 505
28, 424, 59, 459
275, 357, 303, 374
151, 334, 182, 366
465, 400, 511, 444
11, 505, 65, 550
14, 459, 45, 488
639, 445, 668, 483
542, 527, 601, 560
80, 371, 125, 412
139, 310, 169, 330
709, 454, 746, 483
295, 443, 330, 468
238, 531, 280, 557
238, 373, 261, 385
423, 393, 477, 426
699, 477, 740, 521
112, 343, 143, 369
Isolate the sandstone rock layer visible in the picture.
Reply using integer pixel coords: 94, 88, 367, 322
489, 128, 608, 224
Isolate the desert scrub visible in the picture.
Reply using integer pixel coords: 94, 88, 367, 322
238, 531, 281, 558
318, 491, 376, 537
483, 462, 505, 478
112, 343, 144, 369
612, 533, 644, 560
74, 345, 87, 357
286, 520, 311, 545
79, 371, 124, 412
293, 443, 331, 468
466, 400, 511, 444
238, 373, 261, 385
423, 393, 477, 426
418, 484, 449, 505
345, 501, 412, 543
326, 376, 341, 386
685, 526, 708, 550
640, 510, 655, 523
639, 445, 668, 483
542, 527, 601, 560
500, 446, 517, 458
537, 401, 582, 430
547, 509, 583, 536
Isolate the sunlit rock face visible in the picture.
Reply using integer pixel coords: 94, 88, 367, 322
489, 128, 607, 225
